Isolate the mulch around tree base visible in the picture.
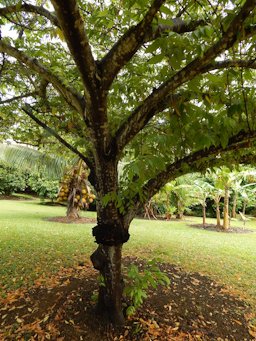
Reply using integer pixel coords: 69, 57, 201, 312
189, 223, 254, 233
0, 258, 255, 341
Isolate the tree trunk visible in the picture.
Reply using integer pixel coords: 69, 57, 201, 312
90, 159, 130, 325
176, 200, 183, 219
202, 204, 206, 227
242, 201, 247, 215
231, 192, 237, 218
215, 201, 221, 228
223, 187, 229, 230
91, 244, 124, 325
66, 204, 80, 219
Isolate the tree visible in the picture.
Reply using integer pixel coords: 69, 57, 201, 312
166, 175, 197, 219
190, 178, 213, 227
1, 0, 256, 324
207, 175, 224, 228
0, 143, 95, 217
211, 167, 235, 230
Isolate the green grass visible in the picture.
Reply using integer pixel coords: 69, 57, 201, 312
0, 200, 256, 310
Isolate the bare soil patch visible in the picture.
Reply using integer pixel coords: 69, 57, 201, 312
0, 258, 255, 340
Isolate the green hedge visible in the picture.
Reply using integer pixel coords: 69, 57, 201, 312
0, 161, 59, 199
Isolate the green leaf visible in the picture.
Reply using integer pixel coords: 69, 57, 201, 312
148, 54, 164, 64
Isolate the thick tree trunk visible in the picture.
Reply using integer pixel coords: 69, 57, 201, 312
91, 244, 124, 325
90, 158, 130, 325
231, 192, 237, 218
223, 187, 229, 230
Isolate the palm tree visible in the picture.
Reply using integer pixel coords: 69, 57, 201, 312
190, 179, 213, 227
0, 143, 66, 178
0, 143, 95, 219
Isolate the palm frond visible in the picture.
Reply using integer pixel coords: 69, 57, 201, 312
0, 143, 68, 179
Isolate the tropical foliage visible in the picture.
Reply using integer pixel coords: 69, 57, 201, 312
0, 0, 256, 324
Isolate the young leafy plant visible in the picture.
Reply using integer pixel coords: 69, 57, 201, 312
124, 259, 170, 317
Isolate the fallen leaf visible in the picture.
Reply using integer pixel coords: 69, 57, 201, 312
16, 317, 23, 323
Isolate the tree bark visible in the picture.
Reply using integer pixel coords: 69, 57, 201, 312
223, 187, 229, 230
90, 158, 130, 325
91, 244, 124, 325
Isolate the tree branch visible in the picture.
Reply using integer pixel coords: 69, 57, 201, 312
113, 0, 255, 154
114, 93, 183, 154
144, 18, 207, 42
22, 105, 93, 170
100, 0, 166, 90
51, 0, 98, 101
0, 3, 59, 27
201, 59, 256, 72
0, 40, 85, 115
126, 129, 256, 215
0, 92, 36, 104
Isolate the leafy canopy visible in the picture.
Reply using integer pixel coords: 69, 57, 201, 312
0, 0, 256, 213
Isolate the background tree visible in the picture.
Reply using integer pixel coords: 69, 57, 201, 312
1, 0, 256, 324
207, 170, 224, 228
190, 178, 213, 227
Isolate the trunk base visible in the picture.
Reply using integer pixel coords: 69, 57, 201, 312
91, 244, 125, 326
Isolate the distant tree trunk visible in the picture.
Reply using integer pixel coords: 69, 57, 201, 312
242, 200, 247, 215
202, 204, 206, 227
144, 199, 157, 219
176, 200, 183, 219
223, 187, 229, 230
232, 192, 237, 218
66, 204, 80, 219
215, 200, 221, 228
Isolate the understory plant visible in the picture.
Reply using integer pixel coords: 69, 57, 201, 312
124, 259, 170, 317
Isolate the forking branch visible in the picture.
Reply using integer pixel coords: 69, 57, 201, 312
112, 0, 256, 155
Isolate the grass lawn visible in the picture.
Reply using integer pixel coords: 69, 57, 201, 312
0, 199, 256, 311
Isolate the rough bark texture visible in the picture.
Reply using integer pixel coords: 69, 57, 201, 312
91, 244, 124, 325
90, 159, 130, 324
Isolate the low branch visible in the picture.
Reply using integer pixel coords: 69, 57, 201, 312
100, 0, 166, 90
22, 105, 93, 170
113, 0, 255, 153
51, 0, 97, 102
0, 3, 59, 27
0, 40, 85, 115
0, 92, 36, 104
126, 130, 256, 217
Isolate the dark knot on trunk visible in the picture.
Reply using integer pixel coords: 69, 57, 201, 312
92, 224, 130, 246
